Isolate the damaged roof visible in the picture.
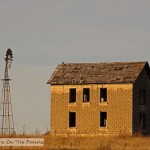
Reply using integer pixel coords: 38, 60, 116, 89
47, 61, 150, 85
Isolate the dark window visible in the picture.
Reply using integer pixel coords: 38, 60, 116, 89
100, 112, 107, 127
139, 89, 146, 105
69, 88, 76, 103
69, 112, 76, 128
100, 88, 107, 102
83, 88, 90, 102
139, 112, 146, 130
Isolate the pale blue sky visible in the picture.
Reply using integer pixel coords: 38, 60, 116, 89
0, 0, 150, 133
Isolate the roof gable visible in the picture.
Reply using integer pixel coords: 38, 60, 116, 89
47, 61, 149, 85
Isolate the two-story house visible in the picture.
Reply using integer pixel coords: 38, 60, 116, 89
47, 61, 150, 135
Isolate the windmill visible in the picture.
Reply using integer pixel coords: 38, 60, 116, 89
0, 49, 14, 135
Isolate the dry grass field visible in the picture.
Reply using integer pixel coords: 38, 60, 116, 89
1, 134, 150, 150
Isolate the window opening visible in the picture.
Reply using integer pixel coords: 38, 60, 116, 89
69, 112, 76, 127
83, 88, 90, 102
100, 112, 107, 127
139, 112, 146, 130
100, 88, 107, 102
139, 89, 146, 105
69, 88, 76, 103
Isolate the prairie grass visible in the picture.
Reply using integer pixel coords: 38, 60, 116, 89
1, 134, 150, 149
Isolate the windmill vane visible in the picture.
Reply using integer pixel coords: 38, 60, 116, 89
6, 48, 13, 59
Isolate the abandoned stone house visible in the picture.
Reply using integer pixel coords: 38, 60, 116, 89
47, 61, 150, 135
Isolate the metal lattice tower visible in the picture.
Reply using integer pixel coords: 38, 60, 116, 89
0, 49, 14, 135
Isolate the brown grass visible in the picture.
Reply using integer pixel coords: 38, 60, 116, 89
1, 134, 150, 150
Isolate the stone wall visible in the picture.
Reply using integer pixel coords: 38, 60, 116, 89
133, 68, 150, 134
50, 83, 133, 135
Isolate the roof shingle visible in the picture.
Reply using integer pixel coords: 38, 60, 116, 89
47, 61, 149, 85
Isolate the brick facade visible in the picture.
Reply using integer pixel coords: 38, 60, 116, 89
50, 84, 133, 135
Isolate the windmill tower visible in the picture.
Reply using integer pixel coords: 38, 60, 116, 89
0, 49, 14, 135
